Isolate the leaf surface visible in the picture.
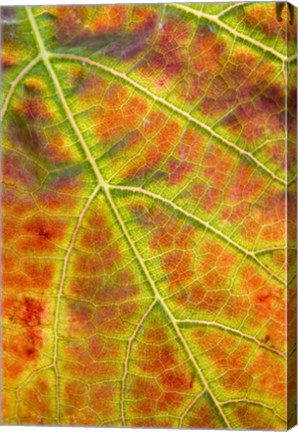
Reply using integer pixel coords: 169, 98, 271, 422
1, 3, 297, 429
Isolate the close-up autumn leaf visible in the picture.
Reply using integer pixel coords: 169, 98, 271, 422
1, 1, 297, 430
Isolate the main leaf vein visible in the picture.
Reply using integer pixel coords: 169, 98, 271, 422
23, 6, 290, 427
26, 6, 234, 427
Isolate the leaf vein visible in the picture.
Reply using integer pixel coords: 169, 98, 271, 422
171, 3, 296, 63
26, 6, 232, 427
176, 319, 285, 358
108, 184, 286, 285
121, 299, 157, 426
50, 52, 287, 186
1, 54, 41, 120
25, 8, 289, 428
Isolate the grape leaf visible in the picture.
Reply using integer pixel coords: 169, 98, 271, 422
1, 3, 297, 429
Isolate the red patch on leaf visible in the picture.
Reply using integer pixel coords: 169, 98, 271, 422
3, 153, 41, 189
167, 159, 195, 185
160, 368, 194, 391
20, 215, 67, 253
15, 97, 51, 122
141, 17, 188, 83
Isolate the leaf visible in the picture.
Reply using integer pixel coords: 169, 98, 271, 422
1, 3, 297, 429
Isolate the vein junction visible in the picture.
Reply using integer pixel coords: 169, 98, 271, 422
14, 6, 289, 427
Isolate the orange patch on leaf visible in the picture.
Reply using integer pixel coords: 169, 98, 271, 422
22, 379, 53, 419
151, 216, 196, 250
90, 383, 119, 418
89, 335, 121, 361
227, 163, 265, 204
188, 285, 226, 313
222, 369, 252, 392
199, 242, 236, 289
95, 86, 148, 145
131, 377, 187, 415
202, 145, 234, 188
124, 115, 181, 179
93, 6, 127, 33
163, 250, 193, 287
23, 260, 55, 291
64, 381, 89, 409
244, 4, 287, 39
81, 215, 112, 250
248, 351, 285, 398
4, 328, 44, 378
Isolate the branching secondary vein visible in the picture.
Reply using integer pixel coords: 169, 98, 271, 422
26, 6, 233, 428
108, 184, 286, 285
24, 6, 290, 427
171, 3, 296, 63
50, 52, 287, 186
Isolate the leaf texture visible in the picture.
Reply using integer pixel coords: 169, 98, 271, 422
1, 3, 297, 429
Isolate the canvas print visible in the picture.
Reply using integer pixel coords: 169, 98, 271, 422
1, 2, 297, 429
